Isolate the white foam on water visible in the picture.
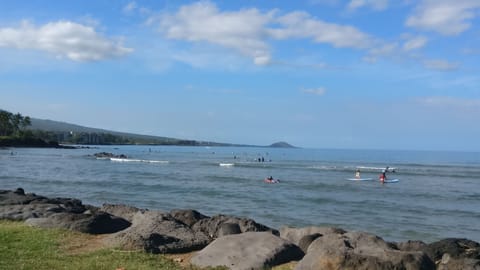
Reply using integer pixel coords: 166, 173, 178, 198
219, 163, 234, 167
110, 158, 169, 164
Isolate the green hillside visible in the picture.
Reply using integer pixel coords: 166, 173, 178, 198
2, 109, 295, 147
29, 118, 226, 146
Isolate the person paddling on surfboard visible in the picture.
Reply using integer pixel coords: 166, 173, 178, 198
265, 176, 280, 183
265, 176, 274, 183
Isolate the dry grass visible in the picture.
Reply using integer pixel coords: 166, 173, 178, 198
60, 231, 110, 255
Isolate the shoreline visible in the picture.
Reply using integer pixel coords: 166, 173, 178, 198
1, 188, 479, 269
0, 137, 77, 149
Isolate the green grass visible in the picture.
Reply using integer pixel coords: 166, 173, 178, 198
0, 220, 288, 270
0, 220, 183, 270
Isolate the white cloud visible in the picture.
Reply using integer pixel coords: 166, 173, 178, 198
170, 45, 249, 69
364, 42, 398, 62
155, 1, 373, 65
368, 42, 398, 56
158, 2, 273, 65
406, 0, 480, 35
403, 36, 428, 51
271, 11, 372, 49
0, 20, 133, 61
347, 0, 389, 11
123, 1, 137, 14
302, 87, 327, 96
423, 59, 459, 71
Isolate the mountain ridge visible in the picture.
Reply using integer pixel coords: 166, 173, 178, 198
29, 117, 296, 148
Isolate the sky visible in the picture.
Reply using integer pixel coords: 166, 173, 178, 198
0, 0, 479, 151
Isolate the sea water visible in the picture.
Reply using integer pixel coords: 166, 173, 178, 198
1, 145, 479, 243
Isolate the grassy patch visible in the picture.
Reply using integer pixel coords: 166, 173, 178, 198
0, 220, 182, 270
271, 261, 297, 270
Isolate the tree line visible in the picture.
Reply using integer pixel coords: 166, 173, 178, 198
0, 110, 31, 137
1, 109, 217, 146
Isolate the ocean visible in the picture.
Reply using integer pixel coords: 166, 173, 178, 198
1, 145, 479, 243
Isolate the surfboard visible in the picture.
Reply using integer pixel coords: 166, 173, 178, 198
264, 179, 280, 184
346, 178, 374, 181
381, 179, 399, 183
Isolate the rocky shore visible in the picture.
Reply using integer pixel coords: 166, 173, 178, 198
1, 188, 479, 270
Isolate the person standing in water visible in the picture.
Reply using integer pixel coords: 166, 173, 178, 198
379, 169, 387, 182
355, 169, 361, 179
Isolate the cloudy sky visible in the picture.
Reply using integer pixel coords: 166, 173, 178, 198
1, 0, 479, 151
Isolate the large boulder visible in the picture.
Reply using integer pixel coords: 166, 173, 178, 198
100, 203, 143, 223
423, 238, 480, 270
0, 189, 98, 223
26, 212, 131, 234
0, 203, 63, 220
437, 253, 480, 270
295, 231, 435, 270
0, 188, 37, 205
423, 238, 480, 261
394, 240, 428, 252
169, 209, 208, 227
191, 231, 304, 270
1, 188, 129, 234
104, 210, 210, 253
192, 214, 279, 239
280, 226, 346, 246
0, 189, 85, 212
298, 233, 322, 253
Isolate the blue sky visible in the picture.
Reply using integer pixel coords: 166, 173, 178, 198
0, 0, 479, 151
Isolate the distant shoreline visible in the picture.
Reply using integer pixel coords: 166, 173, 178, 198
0, 140, 297, 149
0, 137, 74, 149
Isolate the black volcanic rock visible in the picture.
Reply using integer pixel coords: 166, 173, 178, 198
93, 152, 127, 159
26, 212, 131, 234
104, 210, 211, 254
2, 188, 479, 269
0, 189, 130, 234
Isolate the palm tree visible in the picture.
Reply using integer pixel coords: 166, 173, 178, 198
0, 110, 32, 136
0, 110, 13, 136
12, 113, 22, 136
20, 116, 31, 130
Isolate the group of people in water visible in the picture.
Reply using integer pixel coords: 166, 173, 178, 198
265, 166, 393, 184
355, 166, 392, 183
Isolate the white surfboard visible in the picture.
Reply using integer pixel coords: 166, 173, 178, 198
346, 178, 374, 181
381, 179, 399, 183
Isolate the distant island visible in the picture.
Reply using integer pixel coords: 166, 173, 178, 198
1, 109, 296, 148
269, 142, 296, 148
